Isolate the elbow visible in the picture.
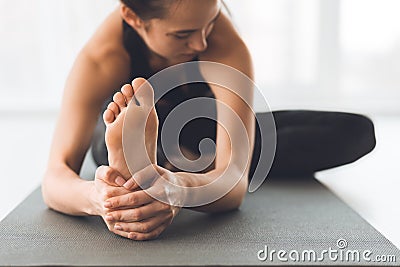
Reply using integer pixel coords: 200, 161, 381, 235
41, 169, 60, 211
225, 200, 243, 213
234, 173, 248, 206
41, 172, 52, 209
216, 193, 245, 214
230, 188, 247, 211
221, 176, 248, 212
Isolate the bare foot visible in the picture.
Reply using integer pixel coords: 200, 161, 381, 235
103, 78, 159, 179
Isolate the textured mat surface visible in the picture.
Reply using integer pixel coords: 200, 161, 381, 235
0, 177, 399, 266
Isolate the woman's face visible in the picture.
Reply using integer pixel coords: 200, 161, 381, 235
141, 0, 221, 64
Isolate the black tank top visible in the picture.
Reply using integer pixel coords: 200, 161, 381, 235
121, 21, 217, 165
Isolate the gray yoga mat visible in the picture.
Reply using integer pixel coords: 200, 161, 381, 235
0, 174, 399, 266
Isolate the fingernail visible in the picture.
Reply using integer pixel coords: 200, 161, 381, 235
123, 178, 135, 189
115, 176, 125, 186
114, 224, 122, 231
128, 232, 136, 239
105, 215, 113, 221
104, 202, 112, 208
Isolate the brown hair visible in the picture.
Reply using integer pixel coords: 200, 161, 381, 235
120, 0, 180, 20
120, 0, 230, 21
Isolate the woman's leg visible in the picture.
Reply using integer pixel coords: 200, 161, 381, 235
91, 116, 109, 166
93, 109, 377, 179
249, 110, 376, 179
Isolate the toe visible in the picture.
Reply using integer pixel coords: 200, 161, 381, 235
107, 102, 120, 115
113, 92, 126, 109
103, 109, 115, 125
121, 84, 134, 106
132, 78, 154, 106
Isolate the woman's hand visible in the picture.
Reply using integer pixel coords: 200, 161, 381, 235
91, 165, 136, 238
104, 164, 185, 240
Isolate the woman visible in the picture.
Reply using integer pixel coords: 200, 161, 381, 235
42, 0, 376, 241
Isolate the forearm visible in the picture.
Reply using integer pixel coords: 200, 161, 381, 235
42, 163, 96, 216
177, 167, 248, 213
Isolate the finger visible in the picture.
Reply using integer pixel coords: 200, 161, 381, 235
128, 222, 170, 241
109, 225, 131, 239
134, 199, 171, 220
123, 164, 164, 190
121, 177, 138, 191
113, 229, 131, 239
96, 179, 133, 204
102, 187, 133, 206
107, 200, 170, 222
106, 190, 153, 210
114, 212, 173, 234
102, 217, 130, 239
95, 165, 127, 187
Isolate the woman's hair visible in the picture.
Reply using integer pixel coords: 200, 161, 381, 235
120, 0, 230, 21
120, 0, 181, 20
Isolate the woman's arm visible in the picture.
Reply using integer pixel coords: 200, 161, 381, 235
183, 12, 255, 212
42, 8, 131, 216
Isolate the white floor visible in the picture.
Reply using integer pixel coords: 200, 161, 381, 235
316, 115, 400, 250
0, 111, 56, 222
0, 112, 399, 250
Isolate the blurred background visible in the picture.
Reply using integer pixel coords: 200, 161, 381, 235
0, 0, 399, 248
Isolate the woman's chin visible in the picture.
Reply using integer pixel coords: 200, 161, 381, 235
168, 55, 197, 65
181, 53, 197, 60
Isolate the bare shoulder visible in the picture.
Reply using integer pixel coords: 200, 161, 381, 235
82, 7, 130, 71
61, 7, 132, 117
200, 12, 253, 78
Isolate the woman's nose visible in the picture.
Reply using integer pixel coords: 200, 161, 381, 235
188, 31, 208, 53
